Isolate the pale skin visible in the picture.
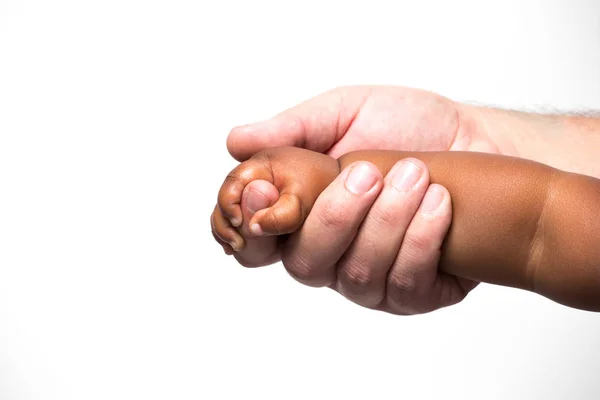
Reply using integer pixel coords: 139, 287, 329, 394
212, 85, 600, 315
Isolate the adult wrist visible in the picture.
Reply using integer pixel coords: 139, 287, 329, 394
457, 103, 600, 178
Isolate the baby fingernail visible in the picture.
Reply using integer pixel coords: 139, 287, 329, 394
345, 164, 378, 194
230, 217, 242, 227
420, 185, 445, 216
392, 160, 422, 194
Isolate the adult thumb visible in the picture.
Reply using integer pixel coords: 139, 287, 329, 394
226, 86, 370, 161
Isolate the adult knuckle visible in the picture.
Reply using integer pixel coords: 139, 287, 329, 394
289, 115, 308, 139
371, 204, 400, 227
402, 231, 432, 257
316, 204, 347, 233
284, 255, 320, 284
387, 271, 418, 307
339, 260, 374, 290
388, 271, 417, 293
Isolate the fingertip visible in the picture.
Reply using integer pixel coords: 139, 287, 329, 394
251, 209, 277, 236
250, 223, 263, 236
217, 186, 243, 225
227, 125, 253, 161
419, 184, 451, 220
431, 184, 451, 206
212, 205, 246, 251
230, 234, 245, 252
429, 183, 450, 194
221, 203, 242, 227
227, 115, 315, 161
227, 120, 273, 161
211, 224, 236, 255
399, 157, 427, 171
341, 160, 382, 176
342, 161, 383, 196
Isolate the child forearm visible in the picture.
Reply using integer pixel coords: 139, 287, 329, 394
338, 150, 600, 311
214, 146, 600, 311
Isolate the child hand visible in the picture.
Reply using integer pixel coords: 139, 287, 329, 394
211, 146, 340, 266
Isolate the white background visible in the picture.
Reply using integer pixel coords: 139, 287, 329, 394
1, 1, 600, 399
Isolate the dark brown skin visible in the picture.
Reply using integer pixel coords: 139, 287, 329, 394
212, 146, 600, 312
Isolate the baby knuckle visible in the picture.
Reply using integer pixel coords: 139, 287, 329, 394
223, 172, 241, 186
222, 161, 261, 189
285, 194, 304, 228
263, 211, 283, 235
275, 207, 300, 234
218, 178, 241, 205
222, 169, 248, 190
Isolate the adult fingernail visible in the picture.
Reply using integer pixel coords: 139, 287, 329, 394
245, 190, 270, 214
420, 185, 445, 216
391, 160, 422, 194
250, 223, 263, 236
345, 164, 378, 194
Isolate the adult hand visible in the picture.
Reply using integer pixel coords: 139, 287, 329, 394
220, 86, 525, 314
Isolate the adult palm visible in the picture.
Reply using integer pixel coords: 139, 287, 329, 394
227, 86, 501, 162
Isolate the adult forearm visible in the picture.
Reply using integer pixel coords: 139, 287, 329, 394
458, 104, 600, 179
